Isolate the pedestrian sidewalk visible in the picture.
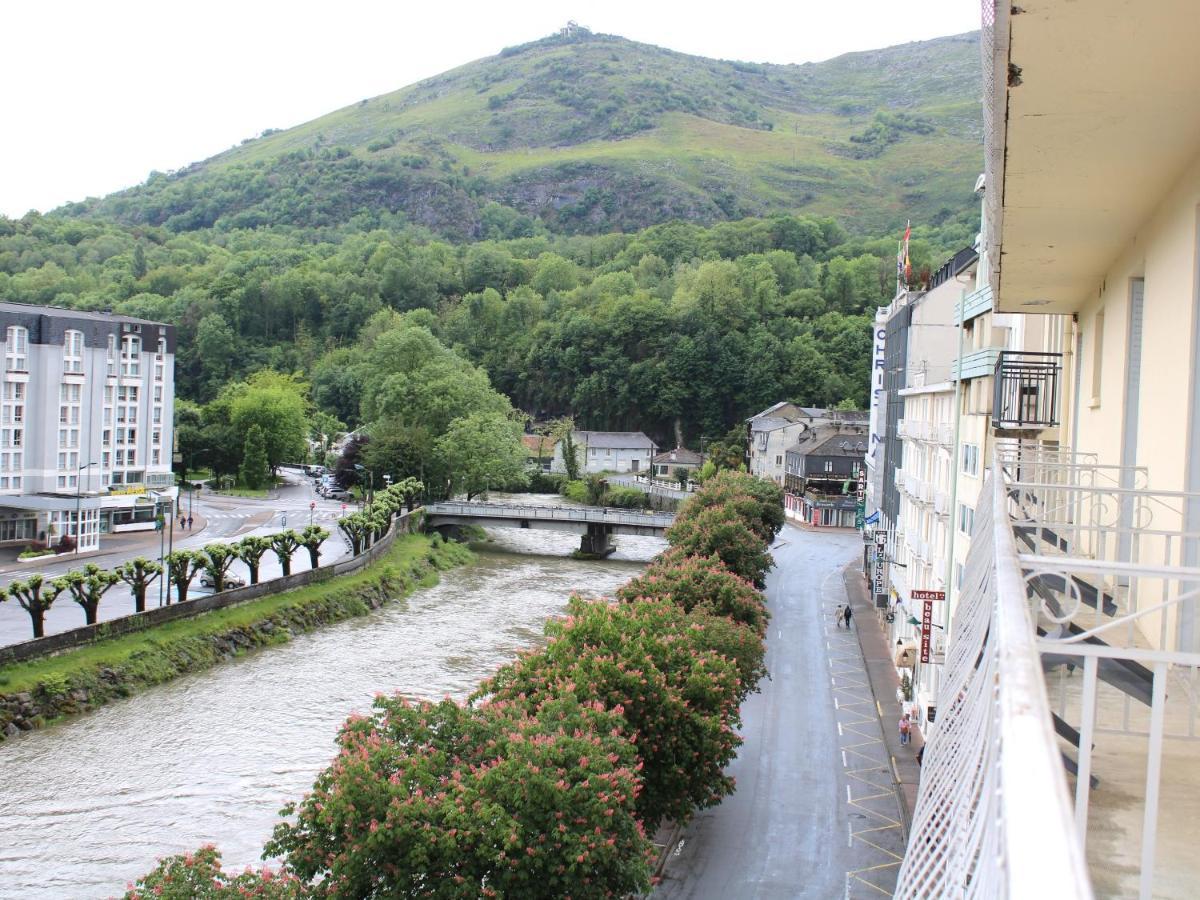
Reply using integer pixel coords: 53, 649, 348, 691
842, 565, 924, 832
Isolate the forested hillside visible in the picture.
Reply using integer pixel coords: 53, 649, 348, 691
61, 30, 982, 239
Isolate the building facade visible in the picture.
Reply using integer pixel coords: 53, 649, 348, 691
552, 431, 658, 475
747, 402, 867, 486
783, 430, 866, 528
651, 447, 702, 480
0, 303, 176, 552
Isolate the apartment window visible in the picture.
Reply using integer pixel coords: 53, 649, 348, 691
606, 448, 612, 456
64, 329, 84, 373
156, 336, 166, 360
121, 335, 141, 377
961, 443, 980, 477
1091, 309, 1105, 406
107, 334, 117, 376
590, 448, 597, 457
152, 406, 162, 424
152, 429, 161, 445
5, 326, 27, 372
775, 455, 783, 466
152, 449, 161, 465
958, 502, 975, 536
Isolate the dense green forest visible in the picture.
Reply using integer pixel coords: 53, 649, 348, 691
0, 210, 969, 450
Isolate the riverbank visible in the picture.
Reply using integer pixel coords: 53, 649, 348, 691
0, 533, 472, 740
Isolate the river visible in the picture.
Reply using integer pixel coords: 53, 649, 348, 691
0, 506, 663, 899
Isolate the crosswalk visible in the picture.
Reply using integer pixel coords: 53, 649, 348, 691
201, 509, 343, 522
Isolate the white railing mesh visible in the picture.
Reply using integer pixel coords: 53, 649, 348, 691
895, 462, 1093, 899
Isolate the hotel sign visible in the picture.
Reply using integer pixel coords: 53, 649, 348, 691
872, 529, 888, 607
854, 465, 867, 530
912, 590, 944, 664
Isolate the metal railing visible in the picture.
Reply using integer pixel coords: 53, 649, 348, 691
992, 351, 1062, 429
424, 500, 675, 529
896, 456, 1092, 899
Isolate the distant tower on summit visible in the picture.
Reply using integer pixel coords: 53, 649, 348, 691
559, 20, 590, 38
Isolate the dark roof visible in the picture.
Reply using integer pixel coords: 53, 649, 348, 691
808, 435, 868, 457
652, 447, 703, 465
0, 301, 166, 327
574, 431, 658, 450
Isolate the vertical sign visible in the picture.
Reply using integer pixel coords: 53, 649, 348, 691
911, 590, 944, 664
872, 529, 889, 607
854, 464, 867, 531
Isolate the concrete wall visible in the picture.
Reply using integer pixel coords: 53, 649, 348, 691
0, 511, 414, 667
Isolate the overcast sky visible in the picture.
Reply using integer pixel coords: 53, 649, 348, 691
1, 0, 980, 218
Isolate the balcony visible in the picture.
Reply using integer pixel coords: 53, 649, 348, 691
898, 441, 1200, 899
992, 351, 1062, 429
933, 488, 950, 517
953, 282, 994, 324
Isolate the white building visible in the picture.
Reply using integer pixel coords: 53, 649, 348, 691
0, 304, 176, 552
747, 402, 867, 486
552, 431, 658, 475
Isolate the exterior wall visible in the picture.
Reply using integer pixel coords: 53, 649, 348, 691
581, 446, 652, 474
748, 422, 808, 485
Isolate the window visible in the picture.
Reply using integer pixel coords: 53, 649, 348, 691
152, 449, 161, 465
120, 335, 141, 377
590, 448, 597, 457
107, 333, 117, 376
156, 336, 166, 360
958, 502, 975, 536
5, 326, 27, 372
775, 455, 783, 466
961, 443, 980, 477
64, 329, 84, 373
153, 385, 163, 403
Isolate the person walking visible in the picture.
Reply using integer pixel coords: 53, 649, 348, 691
179, 515, 186, 530
899, 713, 911, 745
843, 604, 853, 629
834, 604, 845, 629
187, 515, 193, 530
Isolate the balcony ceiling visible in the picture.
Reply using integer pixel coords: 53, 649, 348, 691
996, 0, 1200, 313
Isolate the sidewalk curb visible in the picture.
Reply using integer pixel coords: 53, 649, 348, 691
841, 564, 923, 840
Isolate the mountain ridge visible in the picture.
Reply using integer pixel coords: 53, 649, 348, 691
62, 29, 983, 239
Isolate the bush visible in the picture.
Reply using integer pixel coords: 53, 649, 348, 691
265, 694, 653, 898
665, 502, 774, 588
617, 549, 768, 635
525, 470, 566, 493
561, 479, 588, 504
601, 486, 649, 509
672, 470, 784, 543
123, 846, 302, 899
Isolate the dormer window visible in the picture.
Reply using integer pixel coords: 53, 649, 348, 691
64, 329, 84, 373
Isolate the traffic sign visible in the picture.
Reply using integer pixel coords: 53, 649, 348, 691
310, 501, 316, 509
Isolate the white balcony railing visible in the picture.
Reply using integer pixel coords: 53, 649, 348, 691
896, 454, 1092, 899
934, 488, 950, 517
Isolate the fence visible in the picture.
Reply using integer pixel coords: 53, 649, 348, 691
0, 510, 415, 667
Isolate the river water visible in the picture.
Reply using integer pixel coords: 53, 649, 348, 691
0, 504, 663, 899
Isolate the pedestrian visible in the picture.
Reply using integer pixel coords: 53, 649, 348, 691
834, 604, 845, 628
843, 604, 853, 629
916, 744, 925, 766
899, 713, 911, 745
179, 515, 186, 530
187, 515, 193, 530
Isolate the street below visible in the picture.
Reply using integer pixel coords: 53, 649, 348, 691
654, 523, 905, 899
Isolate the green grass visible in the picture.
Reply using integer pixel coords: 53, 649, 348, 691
212, 486, 272, 498
0, 533, 463, 695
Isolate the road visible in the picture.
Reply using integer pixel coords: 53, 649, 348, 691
654, 524, 906, 899
0, 472, 354, 647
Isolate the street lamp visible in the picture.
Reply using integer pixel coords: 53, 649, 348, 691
74, 460, 99, 555
353, 464, 374, 504
148, 488, 175, 607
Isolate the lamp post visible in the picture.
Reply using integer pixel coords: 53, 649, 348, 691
148, 488, 175, 607
354, 464, 374, 505
74, 460, 99, 555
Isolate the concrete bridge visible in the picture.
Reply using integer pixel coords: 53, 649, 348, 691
424, 501, 675, 556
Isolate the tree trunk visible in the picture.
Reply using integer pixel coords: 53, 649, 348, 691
307, 547, 320, 569
134, 585, 147, 613
175, 581, 187, 605
31, 609, 44, 639
280, 556, 292, 577
85, 602, 99, 625
247, 562, 260, 585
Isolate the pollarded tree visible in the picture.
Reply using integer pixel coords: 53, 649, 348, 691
336, 513, 369, 555
298, 525, 329, 570
116, 557, 163, 613
617, 548, 769, 636
56, 564, 120, 625
165, 550, 206, 605
235, 535, 272, 584
479, 595, 745, 831
6, 574, 67, 638
265, 694, 653, 899
665, 502, 775, 588
200, 543, 238, 593
270, 530, 301, 577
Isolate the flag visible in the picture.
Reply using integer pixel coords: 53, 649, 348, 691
902, 220, 912, 284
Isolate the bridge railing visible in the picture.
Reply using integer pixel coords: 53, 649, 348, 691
425, 501, 675, 527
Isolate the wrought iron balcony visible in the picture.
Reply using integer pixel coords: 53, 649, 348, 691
992, 350, 1062, 429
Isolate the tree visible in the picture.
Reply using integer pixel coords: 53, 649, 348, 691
124, 846, 302, 900
200, 543, 238, 593
6, 575, 66, 639
56, 564, 120, 626
336, 513, 370, 555
618, 549, 769, 636
264, 694, 653, 898
437, 411, 528, 500
235, 536, 272, 584
673, 470, 785, 544
551, 417, 581, 481
116, 557, 163, 613
480, 596, 744, 831
271, 530, 301, 577
298, 525, 330, 569
165, 550, 205, 605
704, 424, 748, 472
222, 371, 310, 473
665, 503, 775, 588
239, 424, 270, 490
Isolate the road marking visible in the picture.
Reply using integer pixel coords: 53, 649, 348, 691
842, 750, 848, 768
838, 722, 843, 736
846, 785, 852, 803
848, 821, 853, 848
834, 697, 840, 710
778, 629, 782, 639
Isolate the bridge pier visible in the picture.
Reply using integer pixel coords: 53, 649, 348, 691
578, 522, 615, 558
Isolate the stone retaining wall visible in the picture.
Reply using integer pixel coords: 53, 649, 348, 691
0, 511, 415, 667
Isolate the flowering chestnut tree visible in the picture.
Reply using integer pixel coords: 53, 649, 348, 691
480, 596, 744, 831
617, 549, 769, 635
123, 845, 302, 899
265, 693, 653, 899
665, 502, 775, 588
672, 470, 785, 543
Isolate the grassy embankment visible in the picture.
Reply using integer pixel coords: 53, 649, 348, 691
0, 533, 472, 736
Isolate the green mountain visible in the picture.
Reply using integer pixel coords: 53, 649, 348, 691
68, 29, 982, 239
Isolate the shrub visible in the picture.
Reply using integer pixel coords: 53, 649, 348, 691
665, 502, 774, 588
480, 596, 744, 830
561, 479, 588, 504
265, 694, 653, 898
673, 470, 784, 543
123, 846, 302, 899
601, 486, 648, 509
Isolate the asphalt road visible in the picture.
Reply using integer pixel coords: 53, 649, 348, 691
0, 473, 353, 647
654, 523, 904, 899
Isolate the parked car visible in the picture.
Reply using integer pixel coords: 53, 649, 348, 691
327, 489, 353, 501
199, 572, 247, 590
